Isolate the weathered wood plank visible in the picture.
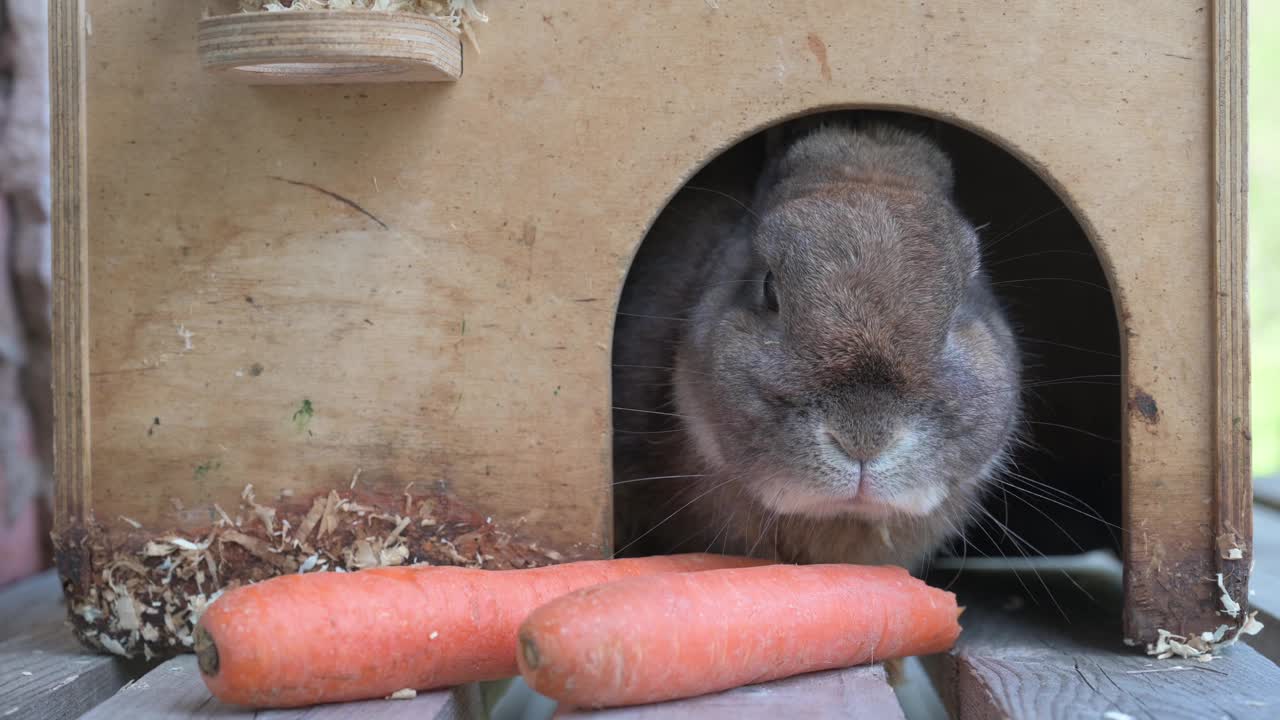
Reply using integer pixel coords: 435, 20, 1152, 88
0, 569, 65, 641
1244, 504, 1280, 662
927, 558, 1280, 720
0, 600, 143, 720
78, 655, 456, 720
1254, 475, 1280, 511
552, 666, 904, 719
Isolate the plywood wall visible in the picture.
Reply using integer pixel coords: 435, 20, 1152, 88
54, 0, 1243, 653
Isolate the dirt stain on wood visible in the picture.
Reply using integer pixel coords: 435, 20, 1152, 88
807, 33, 832, 81
1130, 389, 1160, 424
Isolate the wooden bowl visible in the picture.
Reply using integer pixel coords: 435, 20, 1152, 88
197, 10, 462, 84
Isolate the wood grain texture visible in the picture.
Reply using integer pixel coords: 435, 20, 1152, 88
49, 0, 88, 530
1210, 0, 1252, 635
553, 666, 905, 719
929, 562, 1280, 720
77, 656, 455, 720
0, 571, 143, 720
56, 1, 1234, 646
197, 11, 463, 85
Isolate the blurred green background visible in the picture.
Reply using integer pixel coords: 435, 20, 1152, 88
1254, 3, 1280, 476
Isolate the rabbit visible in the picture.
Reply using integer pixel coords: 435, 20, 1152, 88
611, 117, 1022, 571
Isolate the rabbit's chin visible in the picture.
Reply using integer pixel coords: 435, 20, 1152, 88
743, 473, 950, 521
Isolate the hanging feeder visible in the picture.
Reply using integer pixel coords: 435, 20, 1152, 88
197, 9, 464, 84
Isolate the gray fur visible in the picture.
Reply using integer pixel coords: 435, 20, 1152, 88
612, 123, 1021, 571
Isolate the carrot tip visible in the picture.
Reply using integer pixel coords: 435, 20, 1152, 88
194, 623, 219, 677
520, 633, 541, 671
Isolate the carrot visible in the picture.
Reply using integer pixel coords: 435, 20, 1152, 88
194, 553, 770, 708
516, 563, 962, 709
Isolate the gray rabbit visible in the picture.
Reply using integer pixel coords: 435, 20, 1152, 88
612, 118, 1022, 571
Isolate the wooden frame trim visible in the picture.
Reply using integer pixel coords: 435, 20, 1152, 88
1213, 0, 1251, 620
51, 0, 90, 534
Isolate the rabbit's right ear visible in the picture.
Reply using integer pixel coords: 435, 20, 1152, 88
761, 115, 830, 159
756, 116, 826, 208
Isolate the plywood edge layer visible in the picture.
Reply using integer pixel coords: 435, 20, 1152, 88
51, 0, 91, 531
196, 10, 463, 84
1212, 0, 1251, 629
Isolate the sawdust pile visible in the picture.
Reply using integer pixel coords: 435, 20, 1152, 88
65, 483, 562, 661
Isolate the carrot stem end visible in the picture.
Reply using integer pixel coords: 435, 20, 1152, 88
520, 633, 541, 671
194, 623, 220, 677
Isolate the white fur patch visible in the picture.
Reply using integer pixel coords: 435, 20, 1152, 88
753, 423, 946, 518
887, 481, 947, 516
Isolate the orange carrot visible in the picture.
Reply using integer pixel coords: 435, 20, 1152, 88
195, 553, 770, 708
516, 563, 961, 709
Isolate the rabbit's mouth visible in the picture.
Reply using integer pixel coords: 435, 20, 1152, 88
746, 465, 950, 521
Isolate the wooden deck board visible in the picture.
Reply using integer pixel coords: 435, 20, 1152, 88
1254, 475, 1280, 511
0, 570, 66, 642
926, 556, 1280, 719
552, 665, 905, 719
0, 570, 145, 720
1245, 504, 1280, 661
77, 656, 457, 720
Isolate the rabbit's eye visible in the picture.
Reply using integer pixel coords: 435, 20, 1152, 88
762, 271, 780, 312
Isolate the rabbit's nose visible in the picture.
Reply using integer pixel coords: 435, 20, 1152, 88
825, 428, 886, 468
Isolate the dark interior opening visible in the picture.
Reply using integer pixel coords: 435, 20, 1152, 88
613, 109, 1122, 563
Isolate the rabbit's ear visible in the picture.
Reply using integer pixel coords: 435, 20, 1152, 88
756, 118, 819, 209
761, 114, 827, 160
754, 112, 860, 208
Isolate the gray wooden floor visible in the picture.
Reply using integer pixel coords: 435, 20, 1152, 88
6, 527, 1280, 718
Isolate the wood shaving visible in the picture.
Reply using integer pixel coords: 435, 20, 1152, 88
112, 592, 142, 632
57, 483, 559, 660
143, 541, 176, 557
386, 689, 417, 700
380, 544, 410, 566
1146, 611, 1265, 661
296, 495, 328, 544
318, 490, 342, 538
99, 636, 129, 656
76, 605, 103, 623
242, 484, 278, 536
385, 516, 412, 545
1217, 572, 1241, 618
346, 539, 379, 569
118, 516, 143, 529
222, 530, 298, 572
172, 537, 210, 552
213, 504, 235, 527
